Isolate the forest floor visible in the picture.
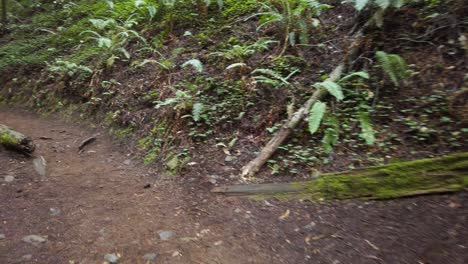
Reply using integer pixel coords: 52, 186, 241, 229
0, 108, 467, 264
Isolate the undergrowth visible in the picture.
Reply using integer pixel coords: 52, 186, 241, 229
0, 0, 466, 178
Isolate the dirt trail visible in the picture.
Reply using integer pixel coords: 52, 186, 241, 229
0, 109, 467, 264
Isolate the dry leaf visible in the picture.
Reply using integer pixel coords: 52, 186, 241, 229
279, 209, 290, 220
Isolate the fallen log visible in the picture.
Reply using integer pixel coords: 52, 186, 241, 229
215, 153, 468, 200
0, 124, 35, 154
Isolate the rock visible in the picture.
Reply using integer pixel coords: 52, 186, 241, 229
22, 254, 33, 260
123, 159, 131, 166
49, 208, 61, 216
142, 253, 158, 262
224, 155, 236, 162
104, 253, 120, 263
22, 235, 47, 244
158, 230, 174, 241
0, 233, 5, 240
304, 221, 316, 230
33, 156, 47, 178
4, 175, 14, 182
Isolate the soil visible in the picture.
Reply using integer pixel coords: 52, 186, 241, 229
0, 108, 467, 264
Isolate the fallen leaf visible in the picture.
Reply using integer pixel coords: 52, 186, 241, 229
279, 209, 290, 220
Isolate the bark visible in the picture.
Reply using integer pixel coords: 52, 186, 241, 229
215, 153, 468, 200
0, 124, 35, 154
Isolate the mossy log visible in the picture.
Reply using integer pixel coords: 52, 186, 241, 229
0, 124, 35, 154
214, 153, 468, 200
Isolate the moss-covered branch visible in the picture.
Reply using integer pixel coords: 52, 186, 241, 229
213, 152, 468, 200
0, 124, 35, 154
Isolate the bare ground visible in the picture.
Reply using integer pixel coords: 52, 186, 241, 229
0, 108, 466, 264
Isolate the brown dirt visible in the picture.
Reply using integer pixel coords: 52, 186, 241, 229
0, 108, 467, 264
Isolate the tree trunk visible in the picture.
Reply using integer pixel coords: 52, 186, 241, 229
0, 124, 35, 154
216, 152, 468, 200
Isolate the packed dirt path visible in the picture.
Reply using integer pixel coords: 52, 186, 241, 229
0, 108, 467, 264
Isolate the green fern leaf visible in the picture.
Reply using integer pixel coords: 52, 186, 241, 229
314, 80, 344, 101
376, 51, 410, 86
358, 111, 376, 145
308, 101, 326, 135
182, 59, 203, 73
375, 0, 390, 9
354, 0, 370, 11
192, 103, 204, 122
321, 116, 340, 153
391, 0, 406, 8
339, 71, 369, 83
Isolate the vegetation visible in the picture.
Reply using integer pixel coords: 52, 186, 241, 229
0, 0, 466, 179
214, 152, 468, 200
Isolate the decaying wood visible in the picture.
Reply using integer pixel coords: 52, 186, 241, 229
241, 31, 365, 178
0, 124, 35, 154
217, 153, 468, 200
78, 136, 96, 152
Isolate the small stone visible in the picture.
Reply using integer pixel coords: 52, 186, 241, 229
49, 208, 61, 216
22, 235, 47, 244
142, 253, 158, 262
123, 159, 131, 166
4, 175, 14, 183
208, 178, 217, 185
224, 156, 236, 162
304, 221, 316, 230
234, 208, 242, 213
22, 254, 33, 260
158, 230, 174, 241
0, 234, 5, 240
104, 253, 120, 263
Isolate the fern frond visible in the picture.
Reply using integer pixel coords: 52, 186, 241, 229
192, 103, 204, 122
358, 111, 376, 145
375, 51, 410, 86
354, 0, 370, 11
321, 116, 340, 153
182, 59, 203, 73
308, 101, 326, 135
314, 80, 344, 101
375, 0, 390, 9
339, 71, 369, 83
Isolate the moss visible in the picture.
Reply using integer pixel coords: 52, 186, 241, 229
111, 126, 136, 140
253, 153, 468, 201
163, 151, 191, 175
144, 147, 160, 165
0, 133, 21, 146
222, 0, 259, 19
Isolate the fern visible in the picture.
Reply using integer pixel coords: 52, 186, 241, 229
350, 0, 408, 11
358, 111, 376, 145
375, 51, 410, 86
251, 0, 331, 53
308, 101, 326, 135
321, 116, 340, 153
192, 103, 204, 122
253, 68, 299, 88
182, 59, 203, 73
339, 71, 369, 83
313, 80, 344, 101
